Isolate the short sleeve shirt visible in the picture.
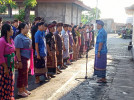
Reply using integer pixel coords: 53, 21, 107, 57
34, 30, 47, 57
14, 33, 32, 59
95, 28, 107, 54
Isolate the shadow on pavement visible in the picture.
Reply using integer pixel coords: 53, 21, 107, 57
14, 72, 49, 99
59, 58, 120, 100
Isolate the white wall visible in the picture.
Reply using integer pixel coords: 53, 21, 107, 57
65, 4, 72, 24
72, 4, 78, 25
36, 3, 82, 25
36, 3, 65, 23
78, 7, 82, 25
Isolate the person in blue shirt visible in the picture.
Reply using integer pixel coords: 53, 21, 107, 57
31, 17, 42, 53
94, 20, 107, 83
34, 22, 48, 83
12, 19, 19, 39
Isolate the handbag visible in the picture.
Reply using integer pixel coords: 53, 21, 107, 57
34, 56, 45, 68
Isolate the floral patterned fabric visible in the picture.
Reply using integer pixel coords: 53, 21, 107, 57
0, 37, 15, 100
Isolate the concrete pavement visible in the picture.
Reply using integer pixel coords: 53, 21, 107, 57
15, 34, 134, 100
60, 34, 134, 100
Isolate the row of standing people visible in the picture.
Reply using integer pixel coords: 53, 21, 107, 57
0, 17, 94, 99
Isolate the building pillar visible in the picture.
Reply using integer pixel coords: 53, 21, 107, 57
77, 6, 78, 25
63, 3, 66, 24
132, 12, 134, 60
132, 11, 134, 43
71, 4, 73, 24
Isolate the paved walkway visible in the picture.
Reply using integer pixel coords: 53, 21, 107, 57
16, 34, 134, 100
59, 34, 134, 100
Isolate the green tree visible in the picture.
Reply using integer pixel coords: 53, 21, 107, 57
0, 0, 16, 13
24, 0, 37, 23
14, 9, 35, 23
14, 9, 25, 22
81, 8, 101, 24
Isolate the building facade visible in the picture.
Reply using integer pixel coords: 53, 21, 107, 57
101, 18, 115, 33
126, 4, 134, 59
0, 0, 91, 25
35, 2, 85, 24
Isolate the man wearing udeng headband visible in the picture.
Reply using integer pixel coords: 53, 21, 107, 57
94, 20, 108, 83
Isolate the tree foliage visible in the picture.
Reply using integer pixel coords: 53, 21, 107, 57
0, 0, 16, 13
24, 0, 37, 8
14, 9, 25, 22
81, 8, 101, 24
14, 9, 35, 23
0, 0, 37, 23
23, 0, 37, 22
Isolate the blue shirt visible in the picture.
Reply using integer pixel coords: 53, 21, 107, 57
95, 28, 107, 54
12, 26, 18, 40
35, 30, 47, 57
14, 33, 32, 59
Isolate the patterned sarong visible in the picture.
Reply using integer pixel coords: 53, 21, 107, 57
94, 54, 107, 78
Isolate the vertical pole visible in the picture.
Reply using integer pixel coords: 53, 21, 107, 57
96, 0, 98, 20
95, 0, 99, 35
85, 51, 88, 79
132, 13, 134, 60
133, 13, 134, 44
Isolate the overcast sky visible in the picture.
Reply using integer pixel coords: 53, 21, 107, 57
83, 0, 134, 23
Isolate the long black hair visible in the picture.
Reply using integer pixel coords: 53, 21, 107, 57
0, 17, 2, 23
1, 24, 11, 43
72, 25, 78, 44
16, 23, 27, 36
72, 25, 77, 37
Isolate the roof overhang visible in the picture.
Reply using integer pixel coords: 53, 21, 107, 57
14, 0, 91, 11
125, 4, 134, 15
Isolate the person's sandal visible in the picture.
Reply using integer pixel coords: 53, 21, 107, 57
49, 75, 56, 78
97, 79, 107, 83
60, 66, 66, 69
46, 76, 51, 80
56, 71, 60, 74
57, 68, 62, 73
35, 78, 40, 84
64, 65, 68, 68
25, 90, 31, 95
18, 92, 28, 97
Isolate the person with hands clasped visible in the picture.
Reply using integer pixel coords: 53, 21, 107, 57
34, 22, 48, 83
54, 23, 64, 71
46, 24, 57, 77
14, 23, 33, 97
0, 24, 18, 100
